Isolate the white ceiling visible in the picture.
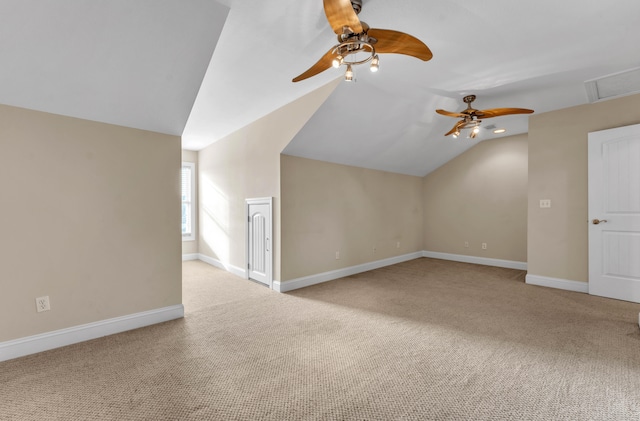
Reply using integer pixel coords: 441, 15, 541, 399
2, 1, 640, 176
0, 0, 228, 135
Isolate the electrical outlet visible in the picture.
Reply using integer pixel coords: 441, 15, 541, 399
482, 243, 487, 250
464, 241, 469, 248
36, 296, 50, 313
335, 251, 340, 260
540, 199, 551, 208
396, 241, 400, 248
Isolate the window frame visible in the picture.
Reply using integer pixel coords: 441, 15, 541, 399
181, 162, 196, 241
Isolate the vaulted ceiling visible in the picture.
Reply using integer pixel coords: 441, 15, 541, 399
0, 0, 228, 136
2, 1, 640, 176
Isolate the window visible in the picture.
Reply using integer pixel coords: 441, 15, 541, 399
181, 162, 196, 241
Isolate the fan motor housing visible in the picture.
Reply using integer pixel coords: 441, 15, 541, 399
351, 0, 362, 14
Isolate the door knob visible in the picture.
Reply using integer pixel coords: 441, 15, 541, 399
592, 219, 608, 225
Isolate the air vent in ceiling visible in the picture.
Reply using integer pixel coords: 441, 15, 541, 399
484, 124, 497, 131
585, 67, 640, 103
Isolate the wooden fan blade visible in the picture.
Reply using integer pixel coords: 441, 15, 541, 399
444, 121, 464, 136
323, 0, 362, 34
475, 107, 534, 119
292, 48, 337, 82
436, 109, 466, 118
367, 28, 433, 61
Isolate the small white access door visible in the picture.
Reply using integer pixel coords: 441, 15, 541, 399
246, 197, 273, 288
588, 123, 640, 303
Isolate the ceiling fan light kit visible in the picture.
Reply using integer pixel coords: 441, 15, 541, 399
452, 121, 480, 139
292, 0, 432, 83
370, 54, 379, 72
344, 64, 355, 82
331, 39, 377, 81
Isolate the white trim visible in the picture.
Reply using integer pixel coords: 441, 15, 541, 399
182, 253, 199, 261
197, 253, 247, 279
422, 251, 527, 271
525, 274, 589, 293
0, 305, 184, 362
273, 252, 423, 293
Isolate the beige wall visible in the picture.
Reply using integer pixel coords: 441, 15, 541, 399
197, 79, 339, 281
528, 93, 640, 282
181, 149, 198, 256
422, 134, 528, 262
280, 155, 424, 281
0, 104, 181, 342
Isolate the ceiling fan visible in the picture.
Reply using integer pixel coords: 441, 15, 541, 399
436, 95, 534, 139
292, 0, 432, 83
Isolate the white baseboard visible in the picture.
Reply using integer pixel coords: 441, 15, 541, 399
525, 274, 589, 293
197, 254, 247, 279
422, 251, 527, 271
0, 305, 184, 363
182, 253, 199, 261
273, 252, 424, 293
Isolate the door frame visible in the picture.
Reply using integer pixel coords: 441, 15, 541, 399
245, 197, 273, 289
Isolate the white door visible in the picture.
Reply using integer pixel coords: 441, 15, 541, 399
588, 123, 640, 303
246, 198, 272, 287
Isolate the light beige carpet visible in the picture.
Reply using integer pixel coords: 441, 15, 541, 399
1, 258, 640, 420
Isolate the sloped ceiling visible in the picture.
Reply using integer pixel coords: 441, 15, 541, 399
2, 1, 640, 176
184, 0, 640, 176
0, 0, 228, 135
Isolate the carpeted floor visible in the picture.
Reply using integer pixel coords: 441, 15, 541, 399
1, 258, 640, 420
